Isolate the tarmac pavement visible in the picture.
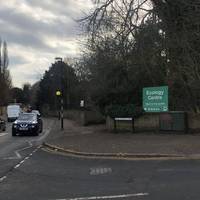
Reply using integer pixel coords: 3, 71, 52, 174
44, 118, 200, 159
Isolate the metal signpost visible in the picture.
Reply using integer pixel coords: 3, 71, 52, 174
143, 86, 168, 112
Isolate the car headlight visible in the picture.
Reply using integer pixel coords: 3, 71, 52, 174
13, 125, 17, 128
31, 125, 36, 128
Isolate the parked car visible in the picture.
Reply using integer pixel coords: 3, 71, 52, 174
12, 113, 43, 136
0, 118, 6, 131
7, 104, 21, 122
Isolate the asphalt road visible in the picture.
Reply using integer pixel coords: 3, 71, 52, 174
1, 120, 200, 200
0, 118, 54, 179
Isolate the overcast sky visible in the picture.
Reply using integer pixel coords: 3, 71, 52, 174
0, 0, 93, 87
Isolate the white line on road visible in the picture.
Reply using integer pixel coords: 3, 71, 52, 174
0, 176, 7, 182
1, 147, 40, 183
90, 167, 112, 175
4, 141, 33, 160
0, 127, 51, 183
0, 132, 8, 137
56, 193, 149, 200
3, 128, 49, 160
13, 147, 40, 169
14, 164, 20, 169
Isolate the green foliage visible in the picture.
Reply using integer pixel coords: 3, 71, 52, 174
106, 104, 143, 118
0, 38, 11, 105
10, 87, 24, 103
79, 19, 166, 111
78, 0, 200, 113
22, 83, 31, 105
37, 61, 80, 110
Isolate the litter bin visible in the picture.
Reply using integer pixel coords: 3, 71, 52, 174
159, 111, 188, 133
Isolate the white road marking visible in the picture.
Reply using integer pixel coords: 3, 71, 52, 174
15, 151, 21, 159
13, 147, 40, 170
90, 167, 112, 175
14, 164, 20, 169
56, 193, 149, 200
19, 160, 25, 164
3, 129, 46, 160
0, 124, 51, 183
4, 141, 33, 160
0, 176, 7, 182
33, 149, 37, 153
0, 132, 8, 137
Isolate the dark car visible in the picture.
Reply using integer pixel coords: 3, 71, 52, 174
0, 118, 6, 132
12, 113, 43, 136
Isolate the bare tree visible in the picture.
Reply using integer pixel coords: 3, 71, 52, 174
0, 38, 12, 105
79, 0, 200, 112
2, 41, 9, 73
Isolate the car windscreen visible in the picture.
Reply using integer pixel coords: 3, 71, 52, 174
18, 114, 36, 121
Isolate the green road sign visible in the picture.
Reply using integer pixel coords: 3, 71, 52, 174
143, 86, 168, 112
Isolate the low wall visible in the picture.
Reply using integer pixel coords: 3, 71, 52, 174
188, 113, 200, 132
106, 112, 200, 133
43, 109, 105, 126
66, 110, 105, 125
106, 113, 159, 132
42, 108, 200, 132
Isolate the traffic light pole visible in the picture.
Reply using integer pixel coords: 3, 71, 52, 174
61, 98, 64, 130
55, 57, 64, 130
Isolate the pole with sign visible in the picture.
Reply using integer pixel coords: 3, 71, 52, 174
143, 86, 168, 112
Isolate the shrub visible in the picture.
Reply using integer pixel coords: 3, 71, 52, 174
106, 104, 143, 118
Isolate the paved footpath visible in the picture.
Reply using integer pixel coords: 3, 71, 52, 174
44, 118, 200, 158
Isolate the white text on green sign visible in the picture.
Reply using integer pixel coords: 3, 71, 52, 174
143, 86, 168, 112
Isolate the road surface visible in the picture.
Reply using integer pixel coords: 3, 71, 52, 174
0, 118, 54, 179
1, 119, 200, 199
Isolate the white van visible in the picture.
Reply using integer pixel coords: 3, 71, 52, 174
7, 105, 21, 122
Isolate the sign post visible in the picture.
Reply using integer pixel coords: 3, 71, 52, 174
143, 86, 168, 112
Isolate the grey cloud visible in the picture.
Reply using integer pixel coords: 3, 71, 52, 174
0, 21, 75, 54
26, 0, 88, 18
0, 6, 78, 39
0, 22, 51, 51
0, 0, 91, 86
24, 73, 41, 81
9, 56, 28, 66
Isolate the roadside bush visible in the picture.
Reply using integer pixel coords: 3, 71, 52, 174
106, 104, 143, 118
